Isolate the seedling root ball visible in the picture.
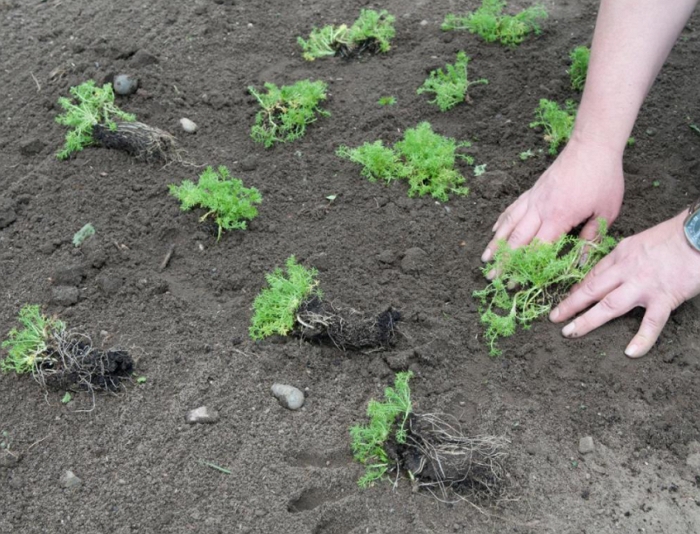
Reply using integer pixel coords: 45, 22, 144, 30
93, 121, 183, 163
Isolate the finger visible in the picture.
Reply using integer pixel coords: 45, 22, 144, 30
559, 284, 637, 338
624, 305, 671, 358
578, 216, 603, 242
534, 220, 568, 244
482, 201, 529, 262
551, 263, 623, 323
566, 249, 619, 295
506, 211, 542, 250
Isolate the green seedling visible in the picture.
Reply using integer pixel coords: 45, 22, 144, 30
136, 376, 147, 384
378, 96, 397, 106
337, 122, 472, 201
250, 256, 320, 340
55, 80, 136, 159
72, 223, 95, 247
652, 180, 661, 187
1, 305, 134, 396
418, 51, 488, 111
568, 45, 590, 91
474, 164, 487, 177
350, 371, 413, 487
530, 99, 577, 155
298, 9, 395, 61
198, 459, 232, 475
351, 372, 509, 499
519, 149, 535, 161
250, 256, 400, 349
169, 165, 262, 241
442, 0, 547, 47
249, 80, 329, 147
473, 220, 617, 355
1, 304, 65, 374
690, 123, 700, 136
61, 392, 72, 404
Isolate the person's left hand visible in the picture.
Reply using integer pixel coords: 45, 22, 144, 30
549, 211, 700, 357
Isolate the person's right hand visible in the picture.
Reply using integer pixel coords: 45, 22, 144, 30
481, 136, 626, 263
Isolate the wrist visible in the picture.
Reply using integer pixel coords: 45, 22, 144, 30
568, 127, 627, 160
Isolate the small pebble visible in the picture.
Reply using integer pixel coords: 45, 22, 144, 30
578, 436, 595, 454
271, 383, 305, 410
60, 470, 82, 489
113, 74, 138, 96
186, 406, 219, 424
180, 118, 198, 133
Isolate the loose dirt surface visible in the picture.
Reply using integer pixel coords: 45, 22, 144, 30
2, 1, 700, 533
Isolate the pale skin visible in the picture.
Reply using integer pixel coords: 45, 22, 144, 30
481, 0, 700, 358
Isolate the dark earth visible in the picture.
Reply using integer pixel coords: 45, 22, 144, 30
2, 0, 700, 532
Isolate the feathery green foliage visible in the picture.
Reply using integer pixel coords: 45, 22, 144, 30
442, 0, 547, 46
473, 221, 617, 355
169, 165, 262, 241
350, 371, 413, 487
1, 305, 65, 374
298, 9, 395, 61
530, 99, 577, 155
377, 96, 397, 106
55, 80, 136, 159
249, 256, 321, 340
569, 46, 591, 91
249, 80, 329, 147
417, 51, 488, 112
337, 122, 472, 201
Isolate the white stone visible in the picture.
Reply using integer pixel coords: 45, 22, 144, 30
179, 118, 198, 133
271, 383, 305, 410
60, 470, 82, 489
186, 406, 219, 424
578, 436, 595, 454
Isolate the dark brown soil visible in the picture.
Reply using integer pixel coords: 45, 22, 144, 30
2, 1, 700, 533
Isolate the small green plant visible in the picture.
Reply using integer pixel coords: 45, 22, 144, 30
473, 221, 617, 355
350, 371, 413, 487
72, 223, 95, 247
249, 80, 329, 147
519, 149, 535, 161
442, 0, 547, 47
417, 51, 488, 111
169, 165, 262, 241
61, 392, 72, 404
136, 376, 147, 384
474, 163, 487, 176
1, 305, 65, 374
250, 256, 321, 340
298, 9, 395, 60
568, 45, 590, 91
55, 80, 136, 159
250, 256, 400, 348
337, 122, 472, 201
377, 96, 397, 106
530, 99, 577, 155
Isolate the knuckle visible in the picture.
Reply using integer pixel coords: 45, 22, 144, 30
598, 295, 618, 314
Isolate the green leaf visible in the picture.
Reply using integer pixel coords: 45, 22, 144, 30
72, 223, 95, 247
61, 392, 72, 404
136, 376, 147, 384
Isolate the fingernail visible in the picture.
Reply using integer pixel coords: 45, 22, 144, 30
491, 222, 498, 232
486, 269, 496, 280
562, 322, 575, 337
481, 249, 493, 263
549, 307, 559, 321
625, 344, 639, 358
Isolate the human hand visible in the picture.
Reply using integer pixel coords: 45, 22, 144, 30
481, 136, 625, 263
550, 211, 700, 357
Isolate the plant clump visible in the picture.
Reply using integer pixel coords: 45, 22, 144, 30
530, 99, 577, 155
417, 51, 488, 111
56, 80, 182, 162
473, 221, 617, 355
298, 9, 396, 61
569, 45, 591, 91
351, 372, 509, 501
169, 165, 262, 241
250, 256, 400, 350
1, 305, 133, 394
249, 80, 330, 147
442, 0, 547, 47
337, 122, 473, 202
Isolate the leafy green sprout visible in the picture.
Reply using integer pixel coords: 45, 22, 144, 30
298, 9, 396, 61
72, 223, 95, 247
1, 305, 65, 374
350, 371, 413, 487
337, 122, 472, 202
442, 0, 548, 47
61, 392, 72, 404
55, 80, 136, 159
568, 45, 591, 91
530, 99, 577, 155
377, 96, 397, 106
474, 164, 487, 176
249, 256, 321, 340
417, 51, 488, 112
519, 149, 535, 161
169, 165, 262, 241
249, 80, 330, 147
473, 221, 617, 355
136, 376, 147, 384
